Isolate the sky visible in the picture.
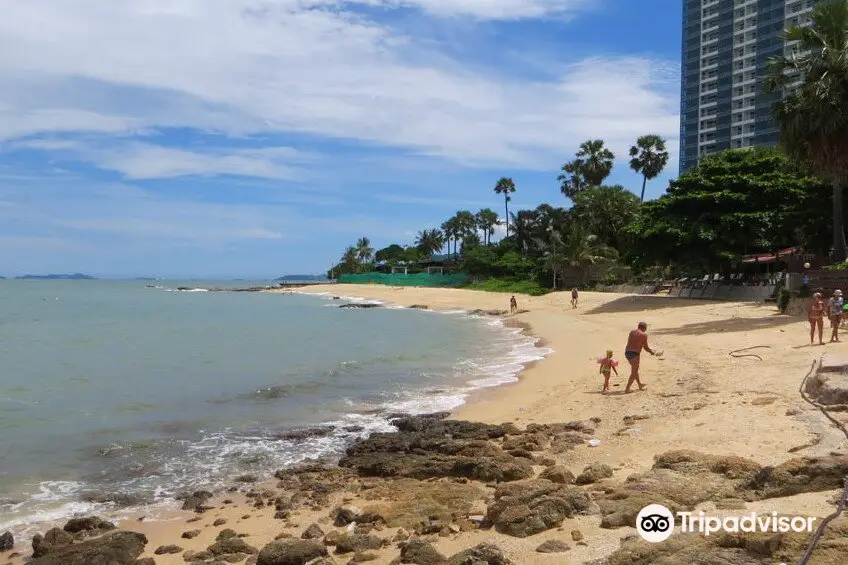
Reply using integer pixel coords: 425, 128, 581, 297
0, 0, 683, 279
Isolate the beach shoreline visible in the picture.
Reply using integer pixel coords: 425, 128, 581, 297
4, 285, 848, 565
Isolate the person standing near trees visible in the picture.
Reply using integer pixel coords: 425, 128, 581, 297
571, 287, 579, 309
828, 290, 844, 342
808, 292, 826, 345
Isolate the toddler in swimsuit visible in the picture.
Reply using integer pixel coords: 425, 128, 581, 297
598, 349, 619, 394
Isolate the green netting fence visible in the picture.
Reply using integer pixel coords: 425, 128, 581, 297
337, 272, 470, 287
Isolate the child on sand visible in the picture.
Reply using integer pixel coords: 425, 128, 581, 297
597, 349, 619, 394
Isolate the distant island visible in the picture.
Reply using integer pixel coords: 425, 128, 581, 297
16, 273, 96, 280
275, 274, 328, 282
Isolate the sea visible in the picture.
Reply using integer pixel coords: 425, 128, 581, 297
0, 280, 549, 534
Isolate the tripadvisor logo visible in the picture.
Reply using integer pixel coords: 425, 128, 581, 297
636, 504, 816, 543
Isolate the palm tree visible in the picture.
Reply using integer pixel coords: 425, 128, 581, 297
415, 229, 445, 257
558, 140, 615, 199
476, 208, 499, 245
341, 246, 359, 273
561, 224, 618, 285
629, 135, 670, 203
765, 0, 848, 261
494, 178, 516, 237
441, 218, 459, 258
510, 210, 538, 255
454, 210, 478, 249
355, 237, 374, 264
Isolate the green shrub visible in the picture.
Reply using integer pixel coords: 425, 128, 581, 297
464, 278, 549, 296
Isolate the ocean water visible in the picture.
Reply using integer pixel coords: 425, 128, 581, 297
0, 280, 548, 533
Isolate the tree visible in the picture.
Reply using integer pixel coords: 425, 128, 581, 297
355, 237, 374, 264
509, 210, 538, 255
625, 149, 832, 272
558, 139, 615, 198
765, 0, 848, 261
441, 218, 459, 258
375, 244, 405, 264
629, 134, 670, 203
341, 246, 360, 274
541, 231, 568, 289
415, 229, 445, 257
494, 177, 516, 237
476, 208, 499, 245
571, 185, 640, 253
454, 210, 478, 246
561, 224, 618, 285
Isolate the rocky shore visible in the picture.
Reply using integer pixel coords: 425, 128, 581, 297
4, 412, 847, 565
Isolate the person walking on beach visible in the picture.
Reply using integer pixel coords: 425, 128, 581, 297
624, 321, 657, 393
808, 292, 825, 345
597, 349, 619, 394
571, 287, 579, 309
829, 290, 844, 342
509, 295, 518, 314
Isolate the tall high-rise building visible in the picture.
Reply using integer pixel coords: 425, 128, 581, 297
680, 0, 822, 172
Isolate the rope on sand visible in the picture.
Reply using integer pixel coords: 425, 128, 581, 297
795, 358, 848, 565
728, 345, 772, 360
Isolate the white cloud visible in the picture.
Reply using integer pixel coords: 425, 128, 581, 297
0, 0, 679, 170
11, 140, 312, 180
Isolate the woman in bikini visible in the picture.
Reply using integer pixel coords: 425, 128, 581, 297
808, 292, 825, 345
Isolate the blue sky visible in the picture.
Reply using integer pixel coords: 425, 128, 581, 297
0, 0, 682, 278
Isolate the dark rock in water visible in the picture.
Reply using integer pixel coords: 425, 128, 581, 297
64, 516, 116, 534
343, 426, 365, 433
176, 286, 192, 291
399, 540, 446, 565
181, 490, 213, 511
333, 534, 382, 554
235, 474, 259, 483
154, 544, 183, 554
275, 428, 335, 441
447, 542, 514, 564
30, 531, 147, 565
536, 540, 571, 553
79, 491, 150, 507
467, 309, 508, 317
484, 480, 596, 537
0, 531, 12, 551
256, 538, 328, 565
574, 463, 614, 485
332, 297, 341, 300
339, 303, 381, 309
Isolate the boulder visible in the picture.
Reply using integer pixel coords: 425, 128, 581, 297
535, 540, 571, 553
63, 516, 116, 534
181, 490, 214, 511
30, 531, 147, 565
447, 543, 514, 565
217, 529, 239, 541
208, 537, 258, 555
0, 531, 12, 551
333, 534, 382, 554
154, 544, 183, 554
333, 507, 362, 527
538, 466, 575, 484
741, 454, 848, 499
32, 528, 74, 558
484, 480, 595, 537
257, 539, 329, 565
399, 540, 446, 565
574, 463, 613, 485
302, 523, 325, 539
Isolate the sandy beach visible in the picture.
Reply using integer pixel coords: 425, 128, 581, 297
3, 286, 847, 565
